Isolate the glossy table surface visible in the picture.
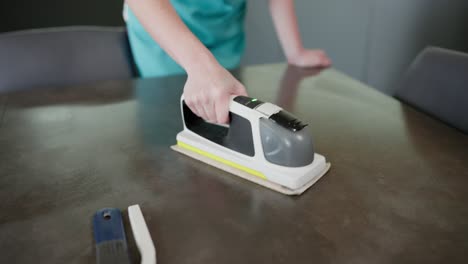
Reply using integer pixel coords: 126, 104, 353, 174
1, 64, 467, 264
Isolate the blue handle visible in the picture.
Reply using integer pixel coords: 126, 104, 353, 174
93, 208, 127, 244
93, 208, 131, 264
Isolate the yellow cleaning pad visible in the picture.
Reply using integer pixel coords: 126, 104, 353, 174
171, 144, 331, 195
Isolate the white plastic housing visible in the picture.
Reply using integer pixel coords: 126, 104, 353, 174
177, 97, 328, 190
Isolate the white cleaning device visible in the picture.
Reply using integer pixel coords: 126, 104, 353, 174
172, 95, 330, 195
128, 205, 156, 264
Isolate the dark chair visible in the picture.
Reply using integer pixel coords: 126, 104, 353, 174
395, 46, 468, 134
0, 26, 137, 92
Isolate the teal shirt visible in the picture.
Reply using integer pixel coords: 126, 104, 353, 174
125, 0, 247, 77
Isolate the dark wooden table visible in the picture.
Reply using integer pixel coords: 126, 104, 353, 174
1, 64, 467, 264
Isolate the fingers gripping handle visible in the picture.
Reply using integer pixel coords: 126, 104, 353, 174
179, 94, 259, 157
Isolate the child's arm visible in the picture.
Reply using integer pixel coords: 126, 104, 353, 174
269, 0, 331, 68
126, 0, 246, 124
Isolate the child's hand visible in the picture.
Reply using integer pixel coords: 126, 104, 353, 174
183, 65, 247, 124
288, 49, 332, 68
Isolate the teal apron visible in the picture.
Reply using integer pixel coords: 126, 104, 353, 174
125, 0, 247, 77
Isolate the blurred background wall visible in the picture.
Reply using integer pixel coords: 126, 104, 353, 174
2, 0, 467, 94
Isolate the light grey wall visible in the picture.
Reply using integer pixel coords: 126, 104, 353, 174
366, 0, 468, 94
243, 0, 373, 80
243, 0, 468, 94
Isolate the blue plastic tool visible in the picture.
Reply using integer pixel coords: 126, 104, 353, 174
92, 208, 131, 264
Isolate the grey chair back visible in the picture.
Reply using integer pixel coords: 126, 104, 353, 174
395, 47, 468, 134
0, 26, 136, 92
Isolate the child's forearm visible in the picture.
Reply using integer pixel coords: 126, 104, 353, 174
126, 0, 219, 74
126, 0, 247, 124
268, 0, 304, 61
